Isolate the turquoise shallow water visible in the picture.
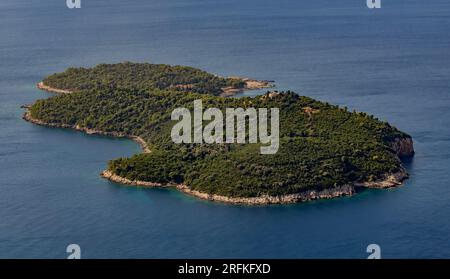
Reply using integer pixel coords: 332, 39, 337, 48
1, 0, 450, 258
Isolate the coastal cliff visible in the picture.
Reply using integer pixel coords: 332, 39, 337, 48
390, 137, 415, 158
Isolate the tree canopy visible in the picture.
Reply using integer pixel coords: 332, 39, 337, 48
31, 63, 411, 198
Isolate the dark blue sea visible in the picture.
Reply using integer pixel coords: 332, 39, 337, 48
1, 0, 449, 258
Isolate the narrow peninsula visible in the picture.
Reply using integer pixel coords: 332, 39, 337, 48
23, 62, 414, 205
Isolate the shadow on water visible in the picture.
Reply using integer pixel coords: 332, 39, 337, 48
401, 156, 415, 170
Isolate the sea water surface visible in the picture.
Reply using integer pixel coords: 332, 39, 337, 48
1, 0, 450, 258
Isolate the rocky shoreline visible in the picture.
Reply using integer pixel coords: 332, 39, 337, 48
101, 167, 409, 205
25, 81, 413, 205
23, 110, 151, 153
37, 82, 73, 94
100, 170, 356, 205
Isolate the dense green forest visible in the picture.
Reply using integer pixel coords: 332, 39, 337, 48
30, 63, 411, 198
43, 62, 245, 95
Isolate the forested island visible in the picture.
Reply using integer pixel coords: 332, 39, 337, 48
24, 62, 414, 204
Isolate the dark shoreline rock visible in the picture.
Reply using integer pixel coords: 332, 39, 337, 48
390, 137, 415, 158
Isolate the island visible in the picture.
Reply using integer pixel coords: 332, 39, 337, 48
23, 62, 414, 205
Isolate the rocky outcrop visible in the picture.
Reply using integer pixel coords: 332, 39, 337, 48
101, 170, 166, 187
354, 167, 408, 189
220, 78, 274, 97
390, 137, 415, 158
37, 82, 73, 94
